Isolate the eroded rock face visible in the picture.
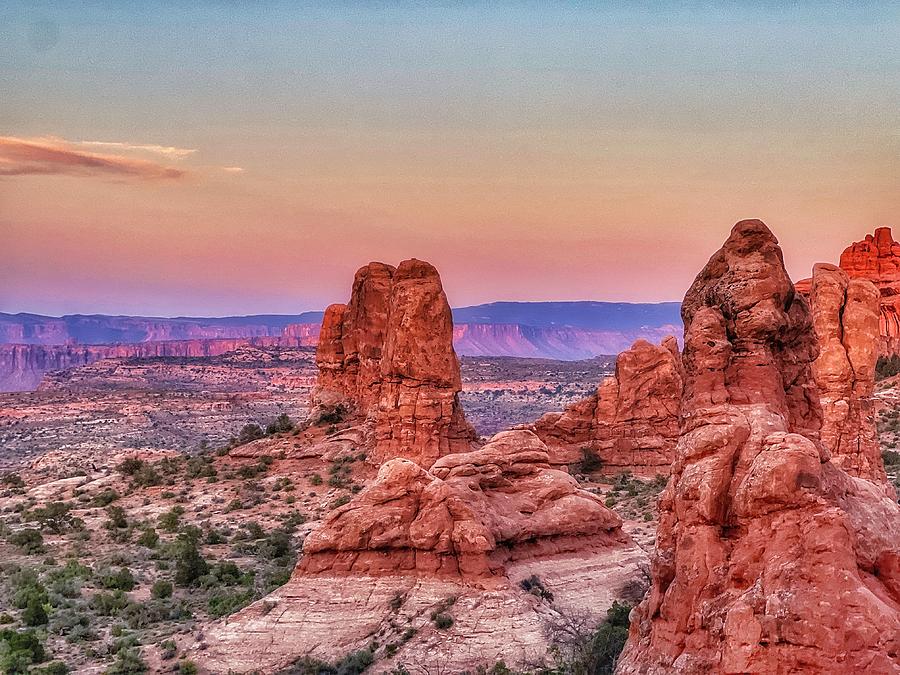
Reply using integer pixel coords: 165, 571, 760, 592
617, 220, 900, 674
810, 263, 889, 491
833, 226, 900, 355
533, 337, 682, 472
300, 429, 625, 582
311, 259, 474, 467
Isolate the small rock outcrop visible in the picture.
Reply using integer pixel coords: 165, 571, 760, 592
532, 337, 682, 472
299, 430, 626, 582
311, 259, 475, 467
617, 220, 900, 674
809, 263, 889, 490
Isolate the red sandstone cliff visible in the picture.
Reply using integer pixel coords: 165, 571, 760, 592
531, 337, 683, 472
617, 220, 900, 674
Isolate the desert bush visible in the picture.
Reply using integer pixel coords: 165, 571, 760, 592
876, 354, 900, 380
151, 580, 173, 599
8, 528, 45, 554
91, 490, 120, 507
89, 590, 128, 616
29, 502, 80, 534
237, 423, 265, 445
115, 458, 145, 476
0, 628, 47, 674
157, 506, 184, 533
98, 567, 136, 592
520, 574, 554, 602
173, 535, 208, 586
179, 661, 198, 675
1, 472, 26, 489
207, 589, 253, 618
577, 447, 603, 474
105, 506, 128, 530
136, 528, 159, 549
105, 647, 147, 674
266, 413, 294, 435
883, 449, 900, 466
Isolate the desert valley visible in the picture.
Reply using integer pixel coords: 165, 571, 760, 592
0, 223, 898, 674
3, 3, 899, 672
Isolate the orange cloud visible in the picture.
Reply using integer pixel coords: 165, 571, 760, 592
0, 136, 187, 180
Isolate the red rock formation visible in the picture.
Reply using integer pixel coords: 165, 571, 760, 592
311, 259, 475, 468
618, 220, 900, 674
810, 263, 889, 490
299, 430, 626, 582
799, 226, 900, 355
532, 337, 682, 472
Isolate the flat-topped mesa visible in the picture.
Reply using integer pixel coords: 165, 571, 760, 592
298, 430, 626, 582
532, 337, 682, 473
311, 259, 475, 468
617, 220, 900, 674
810, 263, 891, 492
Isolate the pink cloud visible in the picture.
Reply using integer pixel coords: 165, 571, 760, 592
0, 136, 188, 180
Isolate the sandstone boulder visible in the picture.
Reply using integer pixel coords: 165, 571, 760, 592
617, 220, 900, 674
300, 429, 625, 583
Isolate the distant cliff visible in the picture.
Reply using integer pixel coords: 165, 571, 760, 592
0, 302, 684, 391
0, 313, 325, 345
0, 334, 319, 392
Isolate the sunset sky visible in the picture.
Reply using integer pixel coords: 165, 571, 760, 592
2, 2, 898, 316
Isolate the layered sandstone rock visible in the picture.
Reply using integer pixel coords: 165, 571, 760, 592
798, 226, 900, 355
311, 259, 474, 467
809, 263, 888, 489
618, 220, 900, 674
532, 337, 682, 472
300, 429, 625, 581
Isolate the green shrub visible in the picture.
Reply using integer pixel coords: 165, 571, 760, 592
266, 413, 294, 435
116, 458, 145, 476
105, 647, 147, 674
99, 567, 136, 592
33, 660, 69, 674
29, 502, 79, 534
137, 528, 159, 549
577, 447, 603, 474
105, 506, 128, 530
237, 423, 265, 445
432, 613, 453, 629
586, 601, 632, 674
173, 535, 208, 587
883, 449, 900, 466
91, 490, 120, 507
89, 590, 128, 616
157, 507, 184, 534
9, 528, 46, 554
21, 593, 48, 626
1, 472, 26, 489
0, 628, 47, 674
151, 580, 173, 599
179, 661, 198, 675
207, 590, 253, 618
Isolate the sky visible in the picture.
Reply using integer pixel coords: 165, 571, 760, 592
1, 1, 898, 316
